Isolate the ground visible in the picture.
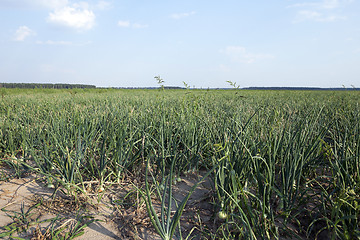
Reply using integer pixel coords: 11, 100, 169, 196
0, 171, 215, 240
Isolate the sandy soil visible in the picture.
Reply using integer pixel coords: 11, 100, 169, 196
0, 172, 215, 240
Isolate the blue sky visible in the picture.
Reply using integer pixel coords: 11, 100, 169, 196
0, 0, 359, 88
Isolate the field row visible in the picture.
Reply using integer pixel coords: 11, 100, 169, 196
0, 89, 359, 239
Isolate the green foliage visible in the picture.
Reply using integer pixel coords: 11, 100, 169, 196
183, 81, 190, 90
226, 80, 240, 89
0, 89, 359, 239
155, 75, 165, 90
0, 202, 96, 240
138, 153, 226, 240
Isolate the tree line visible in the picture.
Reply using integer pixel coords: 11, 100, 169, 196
0, 83, 96, 89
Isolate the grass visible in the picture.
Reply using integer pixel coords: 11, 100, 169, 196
0, 88, 359, 239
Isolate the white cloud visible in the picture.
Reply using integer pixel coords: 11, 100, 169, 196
320, 15, 347, 21
132, 23, 148, 29
298, 10, 322, 19
289, 0, 353, 23
322, 0, 341, 9
221, 46, 274, 64
295, 10, 347, 22
13, 26, 36, 41
118, 20, 148, 29
2, 1, 111, 31
322, 0, 354, 9
118, 20, 130, 27
36, 40, 72, 45
170, 11, 196, 19
48, 5, 95, 31
96, 1, 112, 10
287, 0, 353, 9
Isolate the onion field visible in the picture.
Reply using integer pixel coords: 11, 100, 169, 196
0, 88, 359, 239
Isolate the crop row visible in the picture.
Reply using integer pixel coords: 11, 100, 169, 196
0, 89, 359, 239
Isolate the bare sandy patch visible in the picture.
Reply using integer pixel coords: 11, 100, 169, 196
0, 172, 215, 239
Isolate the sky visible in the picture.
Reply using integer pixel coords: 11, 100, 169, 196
0, 0, 359, 88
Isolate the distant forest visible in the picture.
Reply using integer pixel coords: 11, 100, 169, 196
242, 87, 360, 91
0, 83, 359, 91
0, 83, 96, 89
